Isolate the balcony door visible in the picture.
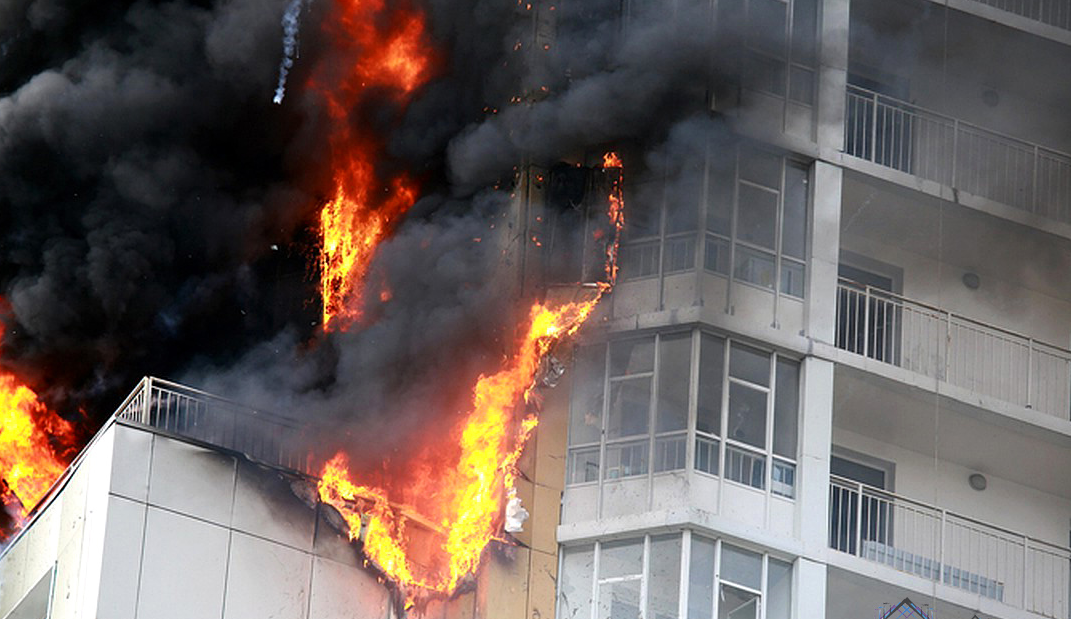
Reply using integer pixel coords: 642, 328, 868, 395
836, 263, 900, 364
829, 454, 893, 557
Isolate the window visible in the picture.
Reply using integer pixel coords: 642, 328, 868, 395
707, 146, 809, 299
729, 0, 817, 106
560, 534, 794, 619
567, 330, 801, 499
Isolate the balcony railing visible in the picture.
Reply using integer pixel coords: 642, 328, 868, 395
969, 0, 1071, 31
830, 476, 1071, 618
836, 279, 1071, 420
116, 376, 313, 474
844, 84, 1071, 226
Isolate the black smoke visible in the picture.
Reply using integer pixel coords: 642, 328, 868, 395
0, 0, 748, 467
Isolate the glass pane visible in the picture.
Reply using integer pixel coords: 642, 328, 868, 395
747, 0, 787, 59
647, 535, 683, 619
725, 444, 766, 489
791, 0, 818, 65
600, 539, 644, 579
727, 383, 767, 449
720, 545, 762, 590
688, 536, 716, 619
598, 579, 641, 619
771, 459, 795, 498
621, 242, 660, 279
560, 545, 595, 619
655, 434, 687, 472
571, 345, 606, 446
568, 447, 601, 484
773, 358, 799, 457
625, 182, 659, 239
782, 162, 808, 259
704, 235, 731, 275
788, 65, 815, 105
666, 176, 701, 234
611, 338, 656, 376
736, 185, 778, 250
608, 378, 651, 439
766, 558, 793, 619
734, 246, 777, 290
717, 584, 759, 619
730, 343, 770, 386
707, 159, 734, 237
605, 440, 649, 479
780, 259, 805, 298
657, 333, 691, 433
738, 148, 782, 189
664, 235, 696, 274
743, 52, 786, 98
694, 436, 720, 475
697, 334, 725, 435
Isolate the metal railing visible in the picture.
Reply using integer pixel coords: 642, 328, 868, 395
830, 476, 1071, 618
845, 84, 1071, 225
969, 0, 1071, 31
116, 377, 313, 474
835, 279, 1071, 419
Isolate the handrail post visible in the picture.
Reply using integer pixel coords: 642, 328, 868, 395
1026, 337, 1034, 409
855, 482, 865, 557
943, 311, 952, 382
1022, 536, 1030, 609
938, 509, 947, 585
1032, 144, 1040, 215
863, 286, 872, 359
951, 118, 959, 188
141, 376, 152, 425
870, 91, 879, 163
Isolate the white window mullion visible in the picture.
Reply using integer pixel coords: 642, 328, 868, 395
679, 529, 692, 619
641, 535, 652, 617
591, 541, 602, 619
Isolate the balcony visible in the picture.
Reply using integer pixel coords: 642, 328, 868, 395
966, 0, 1071, 32
116, 376, 313, 474
829, 476, 1070, 618
844, 85, 1071, 227
835, 278, 1071, 421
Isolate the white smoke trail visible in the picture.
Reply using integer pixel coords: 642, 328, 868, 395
272, 0, 307, 105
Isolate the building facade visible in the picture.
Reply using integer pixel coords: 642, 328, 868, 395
547, 0, 1071, 618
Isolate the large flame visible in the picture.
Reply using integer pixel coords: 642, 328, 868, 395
318, 154, 626, 606
317, 0, 435, 331
0, 327, 76, 537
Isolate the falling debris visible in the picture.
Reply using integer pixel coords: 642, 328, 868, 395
503, 495, 529, 533
272, 0, 308, 105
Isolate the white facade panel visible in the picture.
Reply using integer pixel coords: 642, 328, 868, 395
135, 507, 230, 619
231, 462, 315, 553
223, 532, 312, 619
109, 424, 153, 503
147, 436, 236, 528
307, 557, 392, 619
95, 495, 146, 619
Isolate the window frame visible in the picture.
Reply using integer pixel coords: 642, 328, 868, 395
565, 329, 802, 501
557, 532, 796, 619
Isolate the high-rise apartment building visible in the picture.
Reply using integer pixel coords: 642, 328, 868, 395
3, 0, 1071, 618
547, 0, 1071, 617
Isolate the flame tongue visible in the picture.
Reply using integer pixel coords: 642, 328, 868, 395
317, 0, 435, 331
0, 327, 76, 535
317, 154, 626, 605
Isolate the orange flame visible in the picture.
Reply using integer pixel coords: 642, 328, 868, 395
0, 327, 76, 537
318, 153, 626, 605
317, 0, 435, 331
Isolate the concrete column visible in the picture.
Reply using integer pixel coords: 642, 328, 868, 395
794, 557, 828, 619
806, 161, 843, 345
816, 0, 850, 153
797, 357, 833, 553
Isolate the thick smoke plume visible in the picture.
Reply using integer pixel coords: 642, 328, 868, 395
0, 0, 769, 467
